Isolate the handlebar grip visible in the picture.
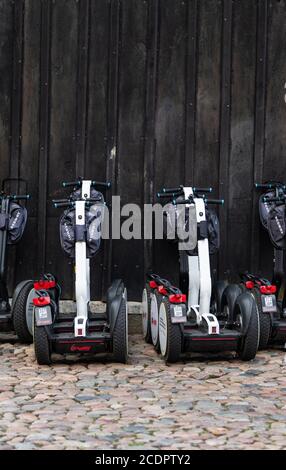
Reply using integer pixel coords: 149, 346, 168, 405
205, 198, 224, 205
62, 180, 81, 188
157, 192, 176, 199
263, 196, 286, 203
52, 199, 71, 204
193, 187, 213, 193
162, 187, 183, 194
172, 199, 193, 205
54, 202, 75, 208
10, 195, 30, 200
91, 180, 111, 189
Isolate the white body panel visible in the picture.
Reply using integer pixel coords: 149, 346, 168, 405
74, 180, 92, 337
182, 187, 219, 334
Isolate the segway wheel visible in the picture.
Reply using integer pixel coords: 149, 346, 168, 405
234, 293, 259, 361
142, 284, 152, 344
12, 281, 35, 343
252, 287, 271, 349
113, 297, 128, 364
34, 322, 51, 365
159, 297, 182, 364
150, 291, 161, 352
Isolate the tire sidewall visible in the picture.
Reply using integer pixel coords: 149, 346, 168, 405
159, 300, 168, 356
26, 287, 36, 336
142, 288, 149, 339
150, 293, 159, 347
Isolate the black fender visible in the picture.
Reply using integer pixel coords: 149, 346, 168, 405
11, 279, 34, 309
212, 280, 229, 315
221, 283, 243, 322
107, 279, 125, 332
234, 292, 257, 335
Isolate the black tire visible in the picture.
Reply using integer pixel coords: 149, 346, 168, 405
34, 322, 51, 365
211, 280, 228, 316
159, 297, 182, 364
252, 287, 271, 350
113, 298, 128, 364
235, 293, 259, 361
12, 281, 34, 343
221, 283, 243, 323
142, 283, 152, 344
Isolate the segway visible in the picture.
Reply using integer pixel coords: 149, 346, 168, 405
19, 178, 128, 365
142, 185, 259, 363
221, 182, 286, 348
0, 178, 30, 336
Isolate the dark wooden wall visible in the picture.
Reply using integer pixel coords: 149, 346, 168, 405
1, 0, 286, 300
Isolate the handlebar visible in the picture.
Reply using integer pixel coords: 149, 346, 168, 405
62, 179, 111, 189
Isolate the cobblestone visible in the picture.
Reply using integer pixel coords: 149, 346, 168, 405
0, 334, 285, 449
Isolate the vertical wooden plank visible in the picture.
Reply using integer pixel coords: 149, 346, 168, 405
153, 0, 187, 285
227, 0, 257, 278
250, 0, 268, 274
0, 1, 15, 295
154, 0, 187, 190
0, 1, 13, 178
37, 0, 51, 274
47, 0, 78, 298
75, 0, 90, 177
261, 0, 286, 278
218, 0, 233, 277
184, 0, 198, 185
102, 0, 121, 296
86, 0, 110, 299
10, 0, 24, 180
15, 0, 41, 285
143, 0, 159, 276
195, 0, 222, 189
114, 0, 148, 300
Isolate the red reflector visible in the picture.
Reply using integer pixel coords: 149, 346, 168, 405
260, 285, 276, 294
77, 329, 83, 336
212, 326, 217, 334
149, 280, 158, 289
169, 294, 186, 304
70, 345, 91, 352
158, 286, 167, 295
245, 281, 254, 289
33, 296, 50, 307
34, 280, 56, 290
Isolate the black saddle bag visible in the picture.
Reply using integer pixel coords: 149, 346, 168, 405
259, 191, 286, 250
0, 202, 27, 245
59, 189, 104, 258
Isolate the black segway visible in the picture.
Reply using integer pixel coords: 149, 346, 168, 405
0, 178, 30, 336
142, 185, 259, 363
222, 182, 286, 348
21, 178, 128, 365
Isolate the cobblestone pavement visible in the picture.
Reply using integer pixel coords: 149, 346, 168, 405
0, 333, 285, 450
